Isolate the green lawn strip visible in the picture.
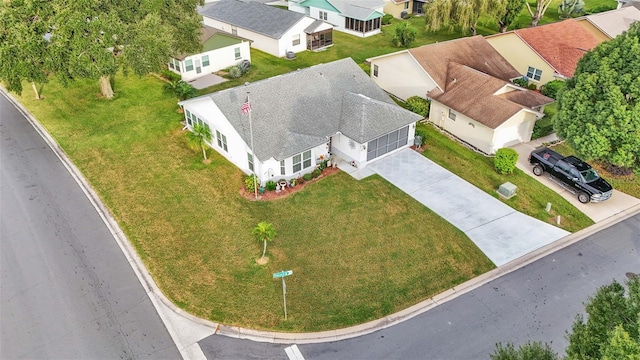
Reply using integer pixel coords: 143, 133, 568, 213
418, 123, 594, 233
16, 75, 494, 331
550, 143, 640, 199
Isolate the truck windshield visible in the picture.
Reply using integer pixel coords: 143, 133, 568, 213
581, 168, 600, 183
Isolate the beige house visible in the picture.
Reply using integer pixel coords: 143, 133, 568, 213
383, 0, 411, 18
576, 6, 640, 41
428, 63, 553, 154
367, 36, 552, 154
486, 19, 602, 87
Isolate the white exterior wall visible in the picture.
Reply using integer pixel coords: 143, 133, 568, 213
202, 16, 313, 57
176, 42, 251, 81
289, 2, 310, 15
369, 52, 437, 101
492, 110, 536, 149
428, 101, 496, 154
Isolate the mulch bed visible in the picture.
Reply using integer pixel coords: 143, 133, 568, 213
239, 166, 341, 201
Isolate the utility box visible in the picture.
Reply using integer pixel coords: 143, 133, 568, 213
498, 182, 517, 199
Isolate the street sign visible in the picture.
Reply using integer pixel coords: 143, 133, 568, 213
273, 270, 293, 279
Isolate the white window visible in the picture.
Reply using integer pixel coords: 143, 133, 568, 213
185, 109, 192, 126
248, 153, 254, 171
202, 55, 210, 67
169, 60, 175, 70
231, 26, 237, 35
292, 34, 300, 46
169, 58, 181, 72
373, 64, 379, 77
292, 150, 311, 173
185, 59, 194, 72
448, 109, 456, 121
404, 1, 409, 9
319, 11, 327, 20
234, 47, 241, 60
527, 66, 542, 81
216, 130, 228, 152
280, 160, 285, 175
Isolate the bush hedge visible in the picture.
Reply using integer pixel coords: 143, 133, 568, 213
494, 148, 519, 175
406, 96, 430, 117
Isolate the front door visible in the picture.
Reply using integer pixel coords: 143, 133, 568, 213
195, 59, 202, 74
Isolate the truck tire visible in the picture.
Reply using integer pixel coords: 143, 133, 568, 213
578, 192, 590, 204
533, 165, 544, 176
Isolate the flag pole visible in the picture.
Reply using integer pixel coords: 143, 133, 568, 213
247, 91, 258, 199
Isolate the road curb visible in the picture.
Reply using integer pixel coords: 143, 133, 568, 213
4, 87, 638, 346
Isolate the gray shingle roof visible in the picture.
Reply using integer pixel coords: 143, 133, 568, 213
199, 0, 305, 39
186, 58, 421, 161
328, 0, 385, 20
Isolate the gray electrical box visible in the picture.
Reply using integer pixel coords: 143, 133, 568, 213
498, 182, 517, 199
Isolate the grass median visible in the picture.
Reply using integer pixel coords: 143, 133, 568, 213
15, 76, 494, 331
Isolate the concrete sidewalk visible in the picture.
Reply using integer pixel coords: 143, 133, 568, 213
511, 135, 640, 223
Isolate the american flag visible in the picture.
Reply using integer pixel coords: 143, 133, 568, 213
241, 99, 252, 115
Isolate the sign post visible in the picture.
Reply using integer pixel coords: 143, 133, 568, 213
273, 270, 293, 320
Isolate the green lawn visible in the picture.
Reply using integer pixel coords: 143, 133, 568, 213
418, 123, 594, 233
15, 76, 494, 331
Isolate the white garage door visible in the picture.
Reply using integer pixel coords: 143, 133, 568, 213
366, 126, 409, 161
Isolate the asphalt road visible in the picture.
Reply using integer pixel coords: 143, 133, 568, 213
0, 93, 181, 359
198, 213, 640, 359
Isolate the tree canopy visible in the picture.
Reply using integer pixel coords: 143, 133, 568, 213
424, 0, 506, 36
526, 0, 553, 26
554, 23, 640, 169
496, 0, 526, 33
1, 0, 203, 99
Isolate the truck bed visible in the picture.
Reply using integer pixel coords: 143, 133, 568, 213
530, 147, 564, 166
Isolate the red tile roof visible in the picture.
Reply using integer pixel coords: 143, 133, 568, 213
515, 19, 602, 77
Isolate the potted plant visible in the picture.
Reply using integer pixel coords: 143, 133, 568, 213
289, 178, 297, 187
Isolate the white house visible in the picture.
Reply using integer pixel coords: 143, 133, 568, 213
289, 0, 385, 37
179, 58, 422, 184
168, 26, 251, 82
199, 0, 334, 57
367, 36, 553, 154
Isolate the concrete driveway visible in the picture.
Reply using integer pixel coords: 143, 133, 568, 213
511, 136, 640, 223
368, 149, 569, 266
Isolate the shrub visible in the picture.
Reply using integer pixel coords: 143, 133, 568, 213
382, 14, 393, 25
160, 69, 181, 82
527, 83, 538, 90
312, 168, 322, 178
532, 117, 554, 139
228, 65, 242, 79
265, 180, 277, 191
297, 176, 305, 184
512, 78, 528, 87
392, 22, 417, 48
406, 96, 430, 117
238, 60, 251, 74
494, 148, 519, 175
244, 174, 258, 192
540, 80, 564, 99
163, 80, 197, 101
303, 173, 313, 181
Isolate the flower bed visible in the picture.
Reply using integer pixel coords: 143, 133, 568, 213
240, 166, 341, 201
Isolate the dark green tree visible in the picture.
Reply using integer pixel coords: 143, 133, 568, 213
496, 0, 526, 32
3, 0, 203, 99
491, 341, 560, 360
0, 0, 52, 99
392, 22, 418, 47
566, 277, 640, 359
554, 23, 640, 169
424, 0, 506, 36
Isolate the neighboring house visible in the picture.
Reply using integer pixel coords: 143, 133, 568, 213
486, 19, 602, 86
178, 58, 421, 184
367, 36, 521, 101
168, 26, 251, 82
576, 6, 640, 41
617, 0, 640, 9
367, 36, 552, 154
200, 0, 333, 57
427, 62, 553, 154
383, 0, 411, 18
289, 0, 385, 37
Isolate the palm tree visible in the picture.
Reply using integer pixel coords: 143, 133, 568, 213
163, 80, 197, 101
252, 222, 276, 260
186, 123, 212, 160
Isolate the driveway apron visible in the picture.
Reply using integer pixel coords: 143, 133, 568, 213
369, 149, 570, 266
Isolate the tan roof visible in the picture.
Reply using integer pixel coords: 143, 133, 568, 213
514, 19, 601, 77
428, 63, 553, 129
581, 6, 640, 38
408, 36, 521, 89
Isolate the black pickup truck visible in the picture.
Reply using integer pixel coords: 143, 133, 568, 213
528, 147, 613, 203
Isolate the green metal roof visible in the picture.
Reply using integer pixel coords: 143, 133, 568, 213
203, 33, 243, 52
299, 0, 339, 13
